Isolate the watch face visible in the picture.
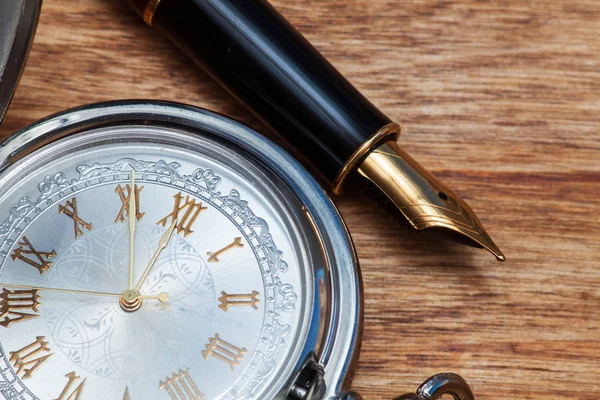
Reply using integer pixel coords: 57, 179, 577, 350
0, 125, 320, 400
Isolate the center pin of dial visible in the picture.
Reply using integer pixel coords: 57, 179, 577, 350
120, 289, 142, 312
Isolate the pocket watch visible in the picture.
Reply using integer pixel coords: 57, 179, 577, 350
0, 103, 474, 400
0, 1, 481, 399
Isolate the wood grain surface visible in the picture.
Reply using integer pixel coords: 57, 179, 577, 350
1, 1, 598, 399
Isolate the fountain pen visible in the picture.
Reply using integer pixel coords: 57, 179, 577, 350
124, 0, 505, 261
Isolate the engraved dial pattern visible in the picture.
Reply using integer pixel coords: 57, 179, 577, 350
0, 144, 305, 400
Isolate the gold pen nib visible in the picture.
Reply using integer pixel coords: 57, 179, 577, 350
358, 139, 505, 262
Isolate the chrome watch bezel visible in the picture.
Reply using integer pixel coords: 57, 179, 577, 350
0, 100, 362, 400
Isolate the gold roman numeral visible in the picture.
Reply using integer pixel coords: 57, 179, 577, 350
202, 334, 247, 371
59, 198, 92, 239
157, 192, 207, 237
159, 368, 204, 400
0, 288, 41, 328
218, 291, 260, 312
10, 236, 57, 275
9, 336, 54, 379
56, 371, 86, 400
207, 237, 243, 263
115, 183, 145, 223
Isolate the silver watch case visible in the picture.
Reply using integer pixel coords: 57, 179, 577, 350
0, 101, 363, 400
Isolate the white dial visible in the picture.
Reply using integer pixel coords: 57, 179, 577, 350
0, 126, 313, 400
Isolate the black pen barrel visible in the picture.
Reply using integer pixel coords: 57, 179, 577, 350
135, 0, 391, 180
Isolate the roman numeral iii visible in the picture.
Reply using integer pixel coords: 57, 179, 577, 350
160, 368, 204, 400
11, 236, 56, 275
158, 192, 207, 237
218, 291, 260, 311
202, 334, 247, 371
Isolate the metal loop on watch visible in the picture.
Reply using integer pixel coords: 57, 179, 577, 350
394, 373, 475, 400
337, 372, 475, 400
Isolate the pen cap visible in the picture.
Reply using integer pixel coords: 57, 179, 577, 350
0, 0, 41, 128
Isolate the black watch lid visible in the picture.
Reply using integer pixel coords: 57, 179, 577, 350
0, 0, 41, 127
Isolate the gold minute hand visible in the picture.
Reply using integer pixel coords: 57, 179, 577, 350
128, 171, 137, 290
134, 218, 178, 292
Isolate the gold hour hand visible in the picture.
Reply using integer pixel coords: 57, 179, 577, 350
0, 283, 123, 299
0, 284, 169, 304
134, 218, 178, 292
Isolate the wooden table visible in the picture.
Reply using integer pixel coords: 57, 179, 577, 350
1, 1, 598, 399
